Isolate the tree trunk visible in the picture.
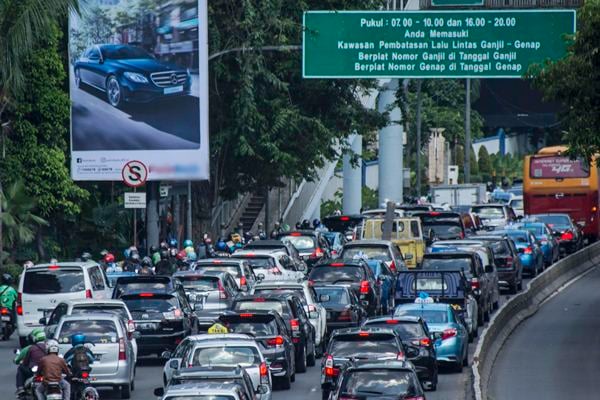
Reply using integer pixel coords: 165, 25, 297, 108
36, 228, 46, 261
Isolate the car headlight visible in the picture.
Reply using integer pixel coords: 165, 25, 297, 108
124, 72, 148, 83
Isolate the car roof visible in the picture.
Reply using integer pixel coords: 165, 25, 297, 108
332, 326, 397, 336
29, 262, 97, 270
424, 252, 474, 258
62, 299, 126, 307
195, 259, 245, 266
278, 230, 317, 236
235, 292, 297, 301
59, 313, 123, 322
347, 360, 415, 371
313, 259, 365, 268
220, 310, 279, 318
254, 281, 307, 289
173, 365, 246, 378
186, 333, 256, 343
313, 284, 350, 291
364, 315, 422, 324
232, 250, 277, 257
397, 303, 451, 311
244, 240, 288, 248
164, 382, 243, 395
472, 203, 506, 208
174, 270, 231, 279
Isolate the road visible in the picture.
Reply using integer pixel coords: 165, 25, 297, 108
489, 266, 600, 399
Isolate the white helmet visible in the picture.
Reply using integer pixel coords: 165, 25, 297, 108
46, 339, 60, 354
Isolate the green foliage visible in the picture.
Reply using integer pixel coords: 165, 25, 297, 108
362, 186, 378, 211
320, 185, 380, 217
528, 0, 600, 162
489, 153, 523, 183
478, 146, 492, 177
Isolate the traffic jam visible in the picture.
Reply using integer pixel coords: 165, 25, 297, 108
9, 146, 594, 400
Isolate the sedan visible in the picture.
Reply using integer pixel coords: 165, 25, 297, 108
509, 222, 560, 266
531, 213, 584, 255
495, 229, 544, 276
313, 285, 366, 335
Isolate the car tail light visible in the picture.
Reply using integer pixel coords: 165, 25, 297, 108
324, 355, 338, 377
561, 231, 574, 241
459, 231, 465, 239
218, 280, 228, 299
396, 351, 405, 361
330, 262, 345, 267
429, 212, 441, 216
441, 328, 457, 341
290, 232, 302, 237
127, 320, 135, 338
85, 289, 93, 299
389, 260, 396, 272
360, 280, 370, 294
419, 338, 431, 347
524, 246, 533, 254
118, 338, 127, 360
240, 313, 254, 318
163, 309, 183, 321
240, 276, 247, 288
1, 307, 9, 316
471, 278, 480, 290
81, 371, 89, 379
260, 361, 269, 384
505, 256, 514, 267
331, 250, 337, 256
290, 319, 300, 336
405, 397, 425, 400
34, 376, 44, 383
340, 216, 350, 221
358, 331, 369, 337
16, 293, 22, 316
139, 293, 154, 297
338, 310, 352, 321
266, 336, 284, 347
308, 279, 315, 286
310, 248, 324, 259
386, 319, 398, 324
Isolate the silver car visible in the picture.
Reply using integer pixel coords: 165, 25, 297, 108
194, 259, 258, 291
53, 313, 137, 399
156, 382, 255, 400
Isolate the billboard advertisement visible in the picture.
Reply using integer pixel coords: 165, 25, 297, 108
69, 0, 209, 181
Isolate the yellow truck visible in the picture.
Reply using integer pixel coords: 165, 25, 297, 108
360, 217, 425, 268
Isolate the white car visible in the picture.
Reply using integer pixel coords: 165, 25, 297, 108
250, 280, 327, 353
231, 250, 304, 282
508, 196, 524, 218
16, 261, 112, 347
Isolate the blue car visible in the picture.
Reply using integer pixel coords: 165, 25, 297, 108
365, 260, 396, 314
394, 299, 469, 372
74, 44, 192, 108
495, 229, 544, 276
509, 222, 559, 267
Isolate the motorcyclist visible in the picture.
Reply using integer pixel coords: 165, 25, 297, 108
14, 328, 46, 397
168, 238, 178, 250
0, 273, 17, 314
196, 235, 208, 260
36, 339, 71, 400
155, 250, 174, 275
63, 334, 94, 375
257, 223, 267, 240
123, 251, 141, 273
139, 257, 154, 275
104, 253, 122, 273
175, 250, 189, 271
183, 239, 194, 252
270, 222, 282, 238
301, 219, 311, 229
150, 245, 161, 265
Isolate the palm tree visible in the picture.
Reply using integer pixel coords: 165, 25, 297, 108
0, 0, 78, 266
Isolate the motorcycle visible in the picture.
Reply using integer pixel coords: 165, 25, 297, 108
1, 306, 15, 340
40, 381, 64, 400
70, 366, 99, 400
17, 364, 40, 400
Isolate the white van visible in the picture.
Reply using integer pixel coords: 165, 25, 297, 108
16, 262, 111, 346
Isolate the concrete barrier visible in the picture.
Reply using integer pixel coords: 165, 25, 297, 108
471, 242, 600, 400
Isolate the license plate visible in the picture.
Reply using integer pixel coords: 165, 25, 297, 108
93, 354, 102, 361
164, 86, 183, 94
139, 322, 157, 330
1, 316, 10, 321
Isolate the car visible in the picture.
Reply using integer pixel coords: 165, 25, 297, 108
111, 275, 185, 299
322, 214, 365, 241
219, 311, 296, 390
470, 204, 518, 230
531, 213, 584, 255
53, 313, 136, 399
468, 235, 524, 294
509, 222, 560, 266
395, 299, 469, 373
250, 280, 327, 355
106, 271, 137, 288
166, 366, 262, 400
362, 316, 438, 390
364, 259, 397, 314
494, 229, 544, 276
155, 382, 256, 400
74, 44, 192, 108
120, 289, 197, 357
232, 292, 316, 372
16, 261, 112, 347
231, 250, 304, 281
308, 260, 381, 316
194, 258, 258, 291
320, 327, 412, 400
329, 360, 426, 400
242, 240, 308, 272
275, 230, 333, 268
413, 211, 467, 240
161, 334, 272, 400
173, 270, 240, 332
39, 299, 137, 362
321, 231, 347, 258
313, 285, 366, 335
508, 195, 524, 217
340, 239, 406, 273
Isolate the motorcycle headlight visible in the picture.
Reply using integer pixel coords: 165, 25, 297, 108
124, 72, 148, 83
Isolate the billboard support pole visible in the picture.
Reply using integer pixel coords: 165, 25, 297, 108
133, 186, 137, 248
147, 181, 159, 252
464, 78, 471, 184
186, 181, 192, 240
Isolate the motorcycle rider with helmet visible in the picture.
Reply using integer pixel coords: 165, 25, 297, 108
36, 340, 71, 400
139, 257, 154, 275
0, 273, 17, 316
155, 250, 174, 275
14, 328, 46, 397
64, 334, 94, 375
123, 251, 141, 273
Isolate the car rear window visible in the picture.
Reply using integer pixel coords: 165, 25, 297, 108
533, 215, 571, 227
487, 240, 510, 256
220, 316, 278, 336
363, 321, 426, 340
122, 295, 178, 313
177, 276, 219, 290
517, 226, 544, 236
422, 222, 464, 240
308, 266, 364, 283
233, 300, 288, 317
421, 257, 473, 275
395, 308, 448, 324
472, 206, 504, 219
23, 269, 85, 294
340, 369, 419, 397
194, 265, 241, 278
330, 334, 399, 358
280, 235, 315, 251
341, 246, 391, 261
113, 281, 170, 297
314, 287, 350, 305
192, 346, 261, 368
57, 320, 118, 344
253, 288, 307, 305
71, 305, 128, 320
231, 256, 275, 269
506, 232, 529, 243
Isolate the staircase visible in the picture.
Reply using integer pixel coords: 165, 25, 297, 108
239, 193, 265, 232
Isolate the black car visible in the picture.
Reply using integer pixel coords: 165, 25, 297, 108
314, 285, 366, 334
531, 213, 584, 255
74, 44, 191, 108
167, 366, 259, 400
413, 211, 467, 240
322, 214, 364, 241
362, 316, 438, 390
330, 360, 426, 400
112, 275, 185, 299
308, 260, 381, 316
320, 327, 414, 400
219, 311, 296, 390
473, 235, 524, 293
276, 230, 332, 268
232, 292, 316, 373
120, 291, 196, 356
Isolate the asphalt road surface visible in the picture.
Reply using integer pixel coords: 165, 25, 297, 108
70, 72, 201, 151
490, 266, 600, 400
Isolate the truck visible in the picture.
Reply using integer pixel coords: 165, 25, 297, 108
430, 184, 487, 206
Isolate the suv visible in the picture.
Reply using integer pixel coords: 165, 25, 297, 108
173, 270, 240, 331
231, 250, 304, 281
471, 204, 518, 230
16, 261, 111, 346
232, 293, 316, 372
531, 213, 584, 255
473, 235, 524, 293
414, 211, 467, 240
194, 259, 257, 291
313, 285, 366, 334
276, 230, 332, 268
112, 275, 185, 299
243, 240, 308, 272
340, 240, 406, 273
219, 311, 296, 390
308, 260, 380, 316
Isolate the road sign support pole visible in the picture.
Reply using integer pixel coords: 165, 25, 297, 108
464, 78, 471, 184
133, 187, 137, 248
343, 133, 362, 215
186, 181, 192, 240
378, 79, 404, 206
415, 80, 423, 197
147, 181, 159, 252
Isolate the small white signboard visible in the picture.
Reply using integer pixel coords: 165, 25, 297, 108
124, 192, 147, 209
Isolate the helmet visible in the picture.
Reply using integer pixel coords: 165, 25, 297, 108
130, 252, 140, 262
313, 218, 321, 228
141, 256, 152, 267
169, 248, 178, 258
71, 333, 86, 347
160, 241, 169, 250
187, 252, 197, 261
216, 240, 227, 252
176, 250, 187, 261
160, 249, 169, 260
123, 248, 131, 259
1, 273, 12, 285
104, 253, 115, 263
183, 239, 193, 248
81, 252, 92, 262
23, 261, 34, 269
301, 219, 311, 229
30, 328, 46, 343
184, 246, 194, 254
150, 245, 159, 254
46, 339, 60, 354
169, 238, 178, 248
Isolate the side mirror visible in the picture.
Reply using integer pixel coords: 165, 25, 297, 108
161, 351, 172, 360
484, 265, 494, 274
257, 385, 269, 395
132, 331, 142, 340
319, 294, 330, 302
169, 359, 180, 370
309, 311, 319, 319
39, 317, 47, 325
153, 388, 165, 397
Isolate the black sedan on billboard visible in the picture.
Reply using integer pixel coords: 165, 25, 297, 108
74, 44, 191, 108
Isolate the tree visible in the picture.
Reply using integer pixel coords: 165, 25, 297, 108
478, 146, 493, 179
528, 0, 600, 162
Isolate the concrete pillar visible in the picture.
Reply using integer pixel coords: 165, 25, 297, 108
146, 181, 160, 252
378, 79, 404, 206
343, 134, 362, 215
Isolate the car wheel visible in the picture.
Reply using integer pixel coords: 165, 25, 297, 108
120, 383, 131, 399
106, 75, 123, 108
322, 390, 330, 400
74, 68, 82, 88
296, 346, 307, 373
307, 340, 316, 367
509, 282, 518, 295
278, 372, 291, 390
131, 378, 135, 392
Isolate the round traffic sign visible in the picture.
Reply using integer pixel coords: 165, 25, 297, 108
122, 160, 148, 187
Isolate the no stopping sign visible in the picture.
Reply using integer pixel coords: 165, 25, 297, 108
122, 160, 148, 188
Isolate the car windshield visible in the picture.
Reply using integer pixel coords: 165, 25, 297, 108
233, 300, 287, 317
223, 319, 278, 336
330, 336, 399, 358
279, 236, 316, 251
122, 296, 178, 313
488, 240, 511, 256
177, 276, 219, 290
340, 369, 419, 397
192, 346, 260, 368
309, 266, 364, 283
195, 265, 241, 278
363, 322, 426, 340
421, 257, 472, 274
424, 223, 464, 240
534, 215, 571, 228
58, 320, 118, 344
23, 269, 85, 294
314, 287, 350, 305
516, 225, 544, 236
341, 246, 391, 261
71, 305, 128, 320
395, 308, 448, 324
506, 232, 529, 243
101, 45, 152, 60
472, 207, 504, 219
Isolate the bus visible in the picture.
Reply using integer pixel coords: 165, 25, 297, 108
523, 146, 600, 241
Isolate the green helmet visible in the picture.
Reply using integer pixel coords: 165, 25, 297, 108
30, 328, 46, 343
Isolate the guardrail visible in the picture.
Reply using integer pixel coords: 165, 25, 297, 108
470, 242, 600, 399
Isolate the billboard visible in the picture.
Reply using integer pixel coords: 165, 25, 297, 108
69, 0, 209, 181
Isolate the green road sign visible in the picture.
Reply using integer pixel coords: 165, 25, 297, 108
432, 0, 484, 6
303, 10, 575, 78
